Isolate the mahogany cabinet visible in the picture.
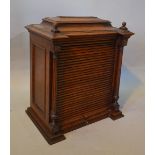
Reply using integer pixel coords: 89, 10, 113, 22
25, 16, 134, 144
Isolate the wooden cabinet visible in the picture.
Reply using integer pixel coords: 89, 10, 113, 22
25, 16, 134, 144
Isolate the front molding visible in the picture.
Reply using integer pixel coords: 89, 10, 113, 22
109, 35, 126, 120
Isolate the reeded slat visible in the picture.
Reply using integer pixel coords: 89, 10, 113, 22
57, 74, 113, 84
57, 92, 112, 108
60, 38, 115, 43
57, 101, 111, 119
58, 50, 114, 56
58, 58, 115, 66
60, 37, 116, 43
58, 105, 110, 120
57, 67, 114, 76
57, 82, 113, 92
58, 50, 115, 58
60, 46, 115, 52
61, 43, 114, 48
59, 36, 117, 43
57, 100, 112, 121
58, 56, 114, 62
58, 99, 112, 113
58, 70, 113, 78
60, 45, 115, 51
58, 103, 111, 119
57, 79, 113, 90
58, 55, 114, 63
57, 86, 112, 97
60, 40, 116, 47
58, 74, 113, 82
58, 63, 114, 70
57, 85, 112, 94
57, 96, 112, 110
59, 106, 110, 126
57, 80, 113, 92
57, 87, 112, 101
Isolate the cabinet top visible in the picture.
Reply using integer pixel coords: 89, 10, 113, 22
42, 16, 111, 25
25, 16, 134, 40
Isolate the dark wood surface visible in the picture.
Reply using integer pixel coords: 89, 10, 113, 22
25, 16, 134, 144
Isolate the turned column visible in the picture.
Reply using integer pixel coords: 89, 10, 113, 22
51, 45, 60, 134
110, 22, 133, 120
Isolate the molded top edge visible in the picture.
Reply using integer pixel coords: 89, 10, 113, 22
42, 16, 111, 25
25, 16, 134, 40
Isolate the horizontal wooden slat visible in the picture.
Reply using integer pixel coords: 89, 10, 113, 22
57, 88, 112, 102
58, 57, 115, 66
57, 92, 112, 109
59, 38, 116, 46
57, 100, 112, 121
57, 67, 114, 76
57, 73, 113, 85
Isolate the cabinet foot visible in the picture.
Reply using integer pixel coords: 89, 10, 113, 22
109, 110, 124, 120
26, 107, 66, 145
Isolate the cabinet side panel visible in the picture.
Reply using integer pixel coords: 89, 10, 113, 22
29, 33, 51, 124
32, 44, 46, 115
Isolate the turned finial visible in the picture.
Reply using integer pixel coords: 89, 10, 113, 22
119, 21, 128, 31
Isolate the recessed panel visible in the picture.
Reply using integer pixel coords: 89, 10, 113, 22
33, 45, 46, 113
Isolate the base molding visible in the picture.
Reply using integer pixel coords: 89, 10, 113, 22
26, 107, 66, 145
26, 107, 124, 144
109, 110, 124, 120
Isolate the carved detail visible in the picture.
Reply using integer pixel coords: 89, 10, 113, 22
51, 113, 60, 134
116, 36, 123, 47
113, 95, 120, 111
52, 23, 59, 33
109, 95, 124, 120
122, 36, 129, 46
54, 46, 61, 52
52, 52, 57, 59
52, 46, 61, 59
116, 35, 129, 47
119, 22, 128, 31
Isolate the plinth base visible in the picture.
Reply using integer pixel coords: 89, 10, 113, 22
109, 110, 124, 120
26, 107, 66, 145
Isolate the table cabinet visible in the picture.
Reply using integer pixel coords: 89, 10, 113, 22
25, 16, 134, 144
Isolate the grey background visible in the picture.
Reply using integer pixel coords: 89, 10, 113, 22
11, 0, 145, 155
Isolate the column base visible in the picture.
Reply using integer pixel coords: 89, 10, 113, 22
26, 107, 66, 145
109, 110, 124, 120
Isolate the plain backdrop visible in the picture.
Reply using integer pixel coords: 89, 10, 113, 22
10, 0, 145, 155
11, 0, 144, 68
